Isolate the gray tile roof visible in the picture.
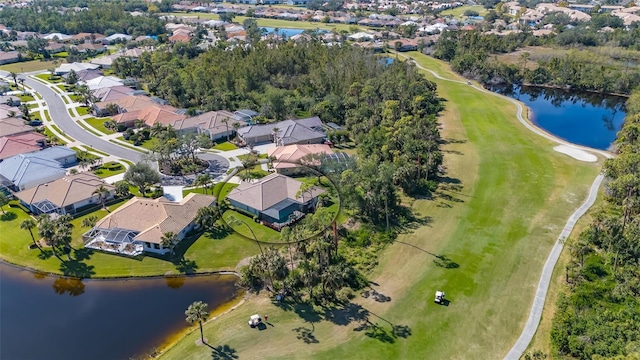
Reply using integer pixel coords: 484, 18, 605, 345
227, 173, 325, 211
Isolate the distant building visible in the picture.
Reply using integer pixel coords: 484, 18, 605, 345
0, 51, 21, 65
236, 117, 325, 146
172, 110, 248, 141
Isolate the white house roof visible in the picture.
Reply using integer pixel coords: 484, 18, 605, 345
347, 32, 375, 40
0, 151, 67, 189
82, 76, 124, 90
55, 62, 100, 74
105, 33, 133, 42
43, 32, 72, 40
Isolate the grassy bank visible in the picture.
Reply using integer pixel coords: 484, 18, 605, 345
159, 53, 602, 359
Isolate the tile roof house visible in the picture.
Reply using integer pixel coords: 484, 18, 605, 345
0, 50, 21, 65
112, 104, 186, 127
227, 173, 325, 225
267, 144, 334, 175
93, 95, 156, 116
75, 42, 106, 53
172, 110, 248, 141
237, 117, 325, 146
15, 173, 114, 215
82, 76, 124, 90
83, 193, 215, 256
0, 132, 46, 160
93, 86, 135, 103
0, 117, 32, 137
55, 62, 100, 75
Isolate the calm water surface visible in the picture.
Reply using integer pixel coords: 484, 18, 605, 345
0, 263, 238, 360
493, 85, 627, 150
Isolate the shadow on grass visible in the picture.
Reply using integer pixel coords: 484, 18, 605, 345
37, 248, 54, 260
207, 344, 238, 360
0, 211, 17, 221
207, 225, 233, 239
292, 326, 319, 344
433, 255, 460, 269
59, 259, 95, 278
174, 257, 198, 274
73, 247, 94, 262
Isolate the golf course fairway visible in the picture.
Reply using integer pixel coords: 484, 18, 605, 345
158, 53, 603, 360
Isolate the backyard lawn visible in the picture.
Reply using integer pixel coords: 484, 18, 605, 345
159, 53, 602, 360
0, 201, 261, 278
222, 210, 281, 242
92, 162, 126, 178
34, 73, 63, 83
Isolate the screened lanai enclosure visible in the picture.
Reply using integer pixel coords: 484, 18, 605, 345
83, 227, 144, 256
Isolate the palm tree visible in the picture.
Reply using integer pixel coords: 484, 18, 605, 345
37, 214, 61, 260
221, 118, 230, 142
195, 205, 220, 231
232, 122, 241, 142
17, 78, 25, 92
185, 301, 209, 344
93, 185, 110, 209
9, 71, 17, 87
271, 127, 280, 144
161, 231, 178, 256
0, 192, 9, 214
81, 215, 98, 228
20, 103, 31, 121
194, 174, 212, 194
20, 218, 41, 251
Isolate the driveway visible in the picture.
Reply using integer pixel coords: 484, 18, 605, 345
21, 75, 144, 164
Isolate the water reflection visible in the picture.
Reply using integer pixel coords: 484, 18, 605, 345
0, 263, 238, 360
491, 85, 627, 150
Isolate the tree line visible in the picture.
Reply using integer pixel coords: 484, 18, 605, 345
0, 2, 165, 36
550, 89, 640, 359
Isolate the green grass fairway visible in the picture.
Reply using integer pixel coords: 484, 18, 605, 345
440, 5, 488, 18
0, 60, 56, 73
159, 53, 602, 359
161, 12, 357, 32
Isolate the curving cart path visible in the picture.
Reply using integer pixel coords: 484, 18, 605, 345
394, 52, 614, 359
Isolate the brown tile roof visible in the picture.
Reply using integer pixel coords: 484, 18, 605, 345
93, 86, 134, 102
169, 33, 191, 43
268, 144, 334, 170
172, 110, 247, 136
113, 105, 186, 126
94, 193, 216, 244
15, 173, 113, 209
0, 132, 45, 160
0, 117, 32, 137
227, 173, 325, 211
0, 51, 21, 61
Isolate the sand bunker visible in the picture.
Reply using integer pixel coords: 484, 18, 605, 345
554, 145, 598, 162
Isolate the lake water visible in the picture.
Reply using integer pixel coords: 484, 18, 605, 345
492, 85, 627, 150
0, 263, 238, 360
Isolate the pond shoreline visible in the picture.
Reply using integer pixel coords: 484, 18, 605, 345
0, 257, 241, 281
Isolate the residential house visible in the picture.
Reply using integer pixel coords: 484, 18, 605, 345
227, 173, 325, 224
392, 38, 418, 51
82, 193, 216, 256
55, 62, 101, 75
236, 117, 325, 146
0, 50, 21, 65
172, 110, 247, 141
43, 33, 72, 41
267, 144, 334, 175
71, 32, 105, 43
0, 132, 46, 160
44, 42, 66, 54
64, 69, 103, 83
102, 33, 133, 45
82, 76, 124, 91
233, 109, 259, 123
0, 146, 77, 191
93, 86, 136, 103
0, 95, 21, 107
0, 104, 22, 120
15, 173, 114, 215
0, 117, 31, 137
112, 104, 186, 127
93, 95, 156, 116
75, 42, 106, 54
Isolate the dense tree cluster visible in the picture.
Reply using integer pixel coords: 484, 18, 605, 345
432, 29, 640, 94
0, 3, 165, 36
551, 90, 640, 359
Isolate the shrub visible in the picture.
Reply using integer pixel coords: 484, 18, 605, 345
116, 124, 127, 132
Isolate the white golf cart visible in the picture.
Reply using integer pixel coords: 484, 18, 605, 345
434, 290, 445, 304
248, 314, 262, 327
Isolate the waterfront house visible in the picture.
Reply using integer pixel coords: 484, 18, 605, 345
15, 173, 114, 215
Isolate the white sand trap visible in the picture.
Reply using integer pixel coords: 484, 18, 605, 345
554, 145, 597, 162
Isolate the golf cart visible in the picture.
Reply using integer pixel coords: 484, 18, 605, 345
434, 290, 445, 304
248, 314, 262, 327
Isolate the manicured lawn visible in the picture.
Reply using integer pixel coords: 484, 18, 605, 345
109, 139, 146, 153
92, 163, 126, 178
77, 120, 103, 136
56, 84, 70, 92
83, 146, 109, 157
84, 117, 114, 134
0, 59, 56, 73
159, 53, 602, 360
117, 136, 155, 150
34, 73, 63, 83
69, 94, 82, 103
222, 210, 280, 242
49, 124, 74, 141
212, 141, 238, 151
76, 106, 90, 116
19, 94, 35, 102
183, 182, 238, 199
237, 153, 268, 161
43, 110, 51, 121
0, 201, 261, 278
